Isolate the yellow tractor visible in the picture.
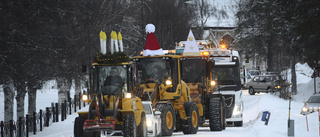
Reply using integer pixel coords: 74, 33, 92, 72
132, 55, 200, 136
74, 53, 147, 137
180, 56, 226, 131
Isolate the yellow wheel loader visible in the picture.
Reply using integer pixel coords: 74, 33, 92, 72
74, 53, 147, 137
180, 56, 226, 131
132, 55, 200, 136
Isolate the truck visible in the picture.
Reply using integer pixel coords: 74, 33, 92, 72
74, 52, 147, 137
176, 40, 243, 127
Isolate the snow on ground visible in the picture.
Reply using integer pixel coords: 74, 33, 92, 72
282, 63, 314, 84
1, 63, 320, 137
25, 90, 320, 137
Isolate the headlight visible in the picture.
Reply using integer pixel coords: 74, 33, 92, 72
125, 93, 132, 98
232, 104, 242, 117
302, 107, 308, 112
147, 119, 153, 127
82, 94, 88, 101
165, 79, 172, 85
211, 81, 216, 86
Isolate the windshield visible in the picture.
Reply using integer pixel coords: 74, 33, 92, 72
143, 104, 153, 114
135, 58, 167, 84
93, 65, 127, 95
249, 70, 260, 75
181, 58, 205, 83
212, 65, 241, 91
307, 96, 320, 103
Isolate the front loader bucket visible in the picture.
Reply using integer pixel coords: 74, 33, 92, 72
83, 119, 116, 132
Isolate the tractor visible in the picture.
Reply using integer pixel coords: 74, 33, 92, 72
132, 54, 225, 136
74, 53, 147, 137
180, 56, 226, 131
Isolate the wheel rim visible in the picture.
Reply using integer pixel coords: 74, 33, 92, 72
249, 88, 253, 94
192, 110, 198, 128
166, 111, 173, 129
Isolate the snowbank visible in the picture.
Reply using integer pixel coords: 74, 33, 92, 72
282, 63, 314, 84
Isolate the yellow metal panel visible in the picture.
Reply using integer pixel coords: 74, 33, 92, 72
77, 111, 88, 119
197, 104, 203, 116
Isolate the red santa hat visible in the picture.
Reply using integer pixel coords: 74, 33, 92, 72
143, 24, 164, 56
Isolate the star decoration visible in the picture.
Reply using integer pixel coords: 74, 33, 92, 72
188, 36, 194, 41
190, 46, 194, 50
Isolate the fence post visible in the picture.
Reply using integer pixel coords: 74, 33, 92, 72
51, 103, 55, 123
79, 93, 81, 110
55, 103, 59, 122
74, 95, 77, 113
45, 107, 50, 127
33, 112, 36, 135
18, 117, 22, 137
64, 100, 67, 118
26, 114, 29, 137
69, 97, 72, 115
0, 121, 3, 137
61, 103, 64, 121
40, 109, 43, 131
9, 120, 13, 137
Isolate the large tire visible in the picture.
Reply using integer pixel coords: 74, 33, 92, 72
174, 112, 182, 132
74, 117, 85, 137
208, 97, 224, 131
137, 114, 147, 137
248, 87, 255, 95
74, 117, 99, 137
222, 99, 226, 130
182, 102, 199, 134
156, 104, 175, 136
123, 114, 137, 137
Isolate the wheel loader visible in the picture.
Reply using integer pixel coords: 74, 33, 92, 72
74, 53, 147, 137
180, 56, 226, 131
132, 55, 209, 136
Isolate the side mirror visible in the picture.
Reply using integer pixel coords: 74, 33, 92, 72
154, 111, 161, 115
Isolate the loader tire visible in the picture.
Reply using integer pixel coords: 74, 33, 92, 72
222, 97, 226, 130
123, 114, 137, 137
182, 102, 199, 134
156, 104, 175, 136
74, 117, 85, 137
208, 97, 224, 131
137, 113, 147, 137
174, 113, 182, 132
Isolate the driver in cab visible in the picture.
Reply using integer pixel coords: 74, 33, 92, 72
104, 68, 124, 87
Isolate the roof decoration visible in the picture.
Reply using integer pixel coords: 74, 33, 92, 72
96, 30, 128, 64
143, 24, 164, 56
182, 29, 201, 56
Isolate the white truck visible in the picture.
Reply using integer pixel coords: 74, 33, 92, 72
175, 40, 243, 126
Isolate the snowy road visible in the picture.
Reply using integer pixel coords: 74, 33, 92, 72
28, 89, 320, 137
